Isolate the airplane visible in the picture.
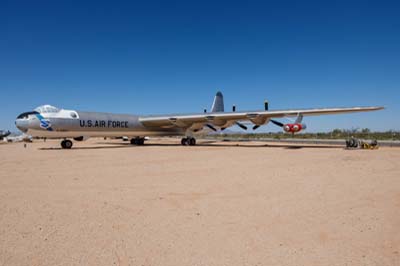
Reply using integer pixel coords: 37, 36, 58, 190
15, 91, 383, 149
0, 130, 11, 140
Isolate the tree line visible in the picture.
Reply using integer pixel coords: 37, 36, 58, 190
206, 128, 400, 141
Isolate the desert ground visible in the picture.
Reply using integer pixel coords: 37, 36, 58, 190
0, 138, 399, 266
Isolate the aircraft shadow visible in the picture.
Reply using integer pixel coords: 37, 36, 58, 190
39, 141, 342, 150
39, 145, 132, 150
187, 143, 341, 149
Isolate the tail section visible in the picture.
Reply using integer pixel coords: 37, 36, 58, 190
211, 91, 224, 112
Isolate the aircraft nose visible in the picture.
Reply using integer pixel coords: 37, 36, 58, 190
15, 118, 29, 133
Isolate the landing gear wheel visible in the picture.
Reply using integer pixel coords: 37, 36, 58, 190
189, 138, 196, 146
181, 138, 188, 145
181, 137, 196, 146
131, 137, 145, 145
61, 140, 73, 149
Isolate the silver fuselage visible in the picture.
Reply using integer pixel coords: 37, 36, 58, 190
15, 108, 185, 139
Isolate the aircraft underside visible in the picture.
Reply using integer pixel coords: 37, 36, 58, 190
26, 129, 186, 139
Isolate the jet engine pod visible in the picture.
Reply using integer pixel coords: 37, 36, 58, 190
283, 123, 306, 133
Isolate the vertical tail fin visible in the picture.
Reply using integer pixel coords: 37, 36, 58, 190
211, 91, 224, 112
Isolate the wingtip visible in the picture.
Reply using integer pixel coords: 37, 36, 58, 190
357, 106, 385, 111
215, 91, 223, 97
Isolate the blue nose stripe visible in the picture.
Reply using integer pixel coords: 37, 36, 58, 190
36, 114, 53, 131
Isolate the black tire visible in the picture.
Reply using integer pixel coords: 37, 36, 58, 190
130, 138, 137, 145
348, 139, 353, 147
181, 138, 187, 145
345, 139, 351, 148
138, 138, 145, 145
64, 140, 73, 149
189, 138, 196, 146
61, 140, 66, 149
349, 138, 355, 148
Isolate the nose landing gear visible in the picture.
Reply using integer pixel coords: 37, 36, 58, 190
61, 139, 73, 149
181, 137, 196, 146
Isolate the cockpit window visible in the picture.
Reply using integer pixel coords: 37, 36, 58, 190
17, 111, 39, 119
34, 105, 60, 114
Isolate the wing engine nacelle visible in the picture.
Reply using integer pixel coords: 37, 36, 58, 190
283, 123, 307, 133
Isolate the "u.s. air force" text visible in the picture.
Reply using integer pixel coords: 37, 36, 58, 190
79, 120, 128, 128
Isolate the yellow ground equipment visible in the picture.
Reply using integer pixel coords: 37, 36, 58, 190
346, 138, 379, 150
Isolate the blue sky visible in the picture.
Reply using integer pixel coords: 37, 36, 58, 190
1, 0, 399, 132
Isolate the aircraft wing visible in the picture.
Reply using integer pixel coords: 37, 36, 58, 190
139, 106, 384, 129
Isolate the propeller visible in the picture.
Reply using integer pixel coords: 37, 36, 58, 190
270, 119, 284, 127
206, 124, 217, 132
235, 122, 247, 130
252, 119, 284, 130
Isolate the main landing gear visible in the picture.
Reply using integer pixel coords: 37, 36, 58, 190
130, 137, 145, 145
181, 137, 196, 146
61, 139, 73, 149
